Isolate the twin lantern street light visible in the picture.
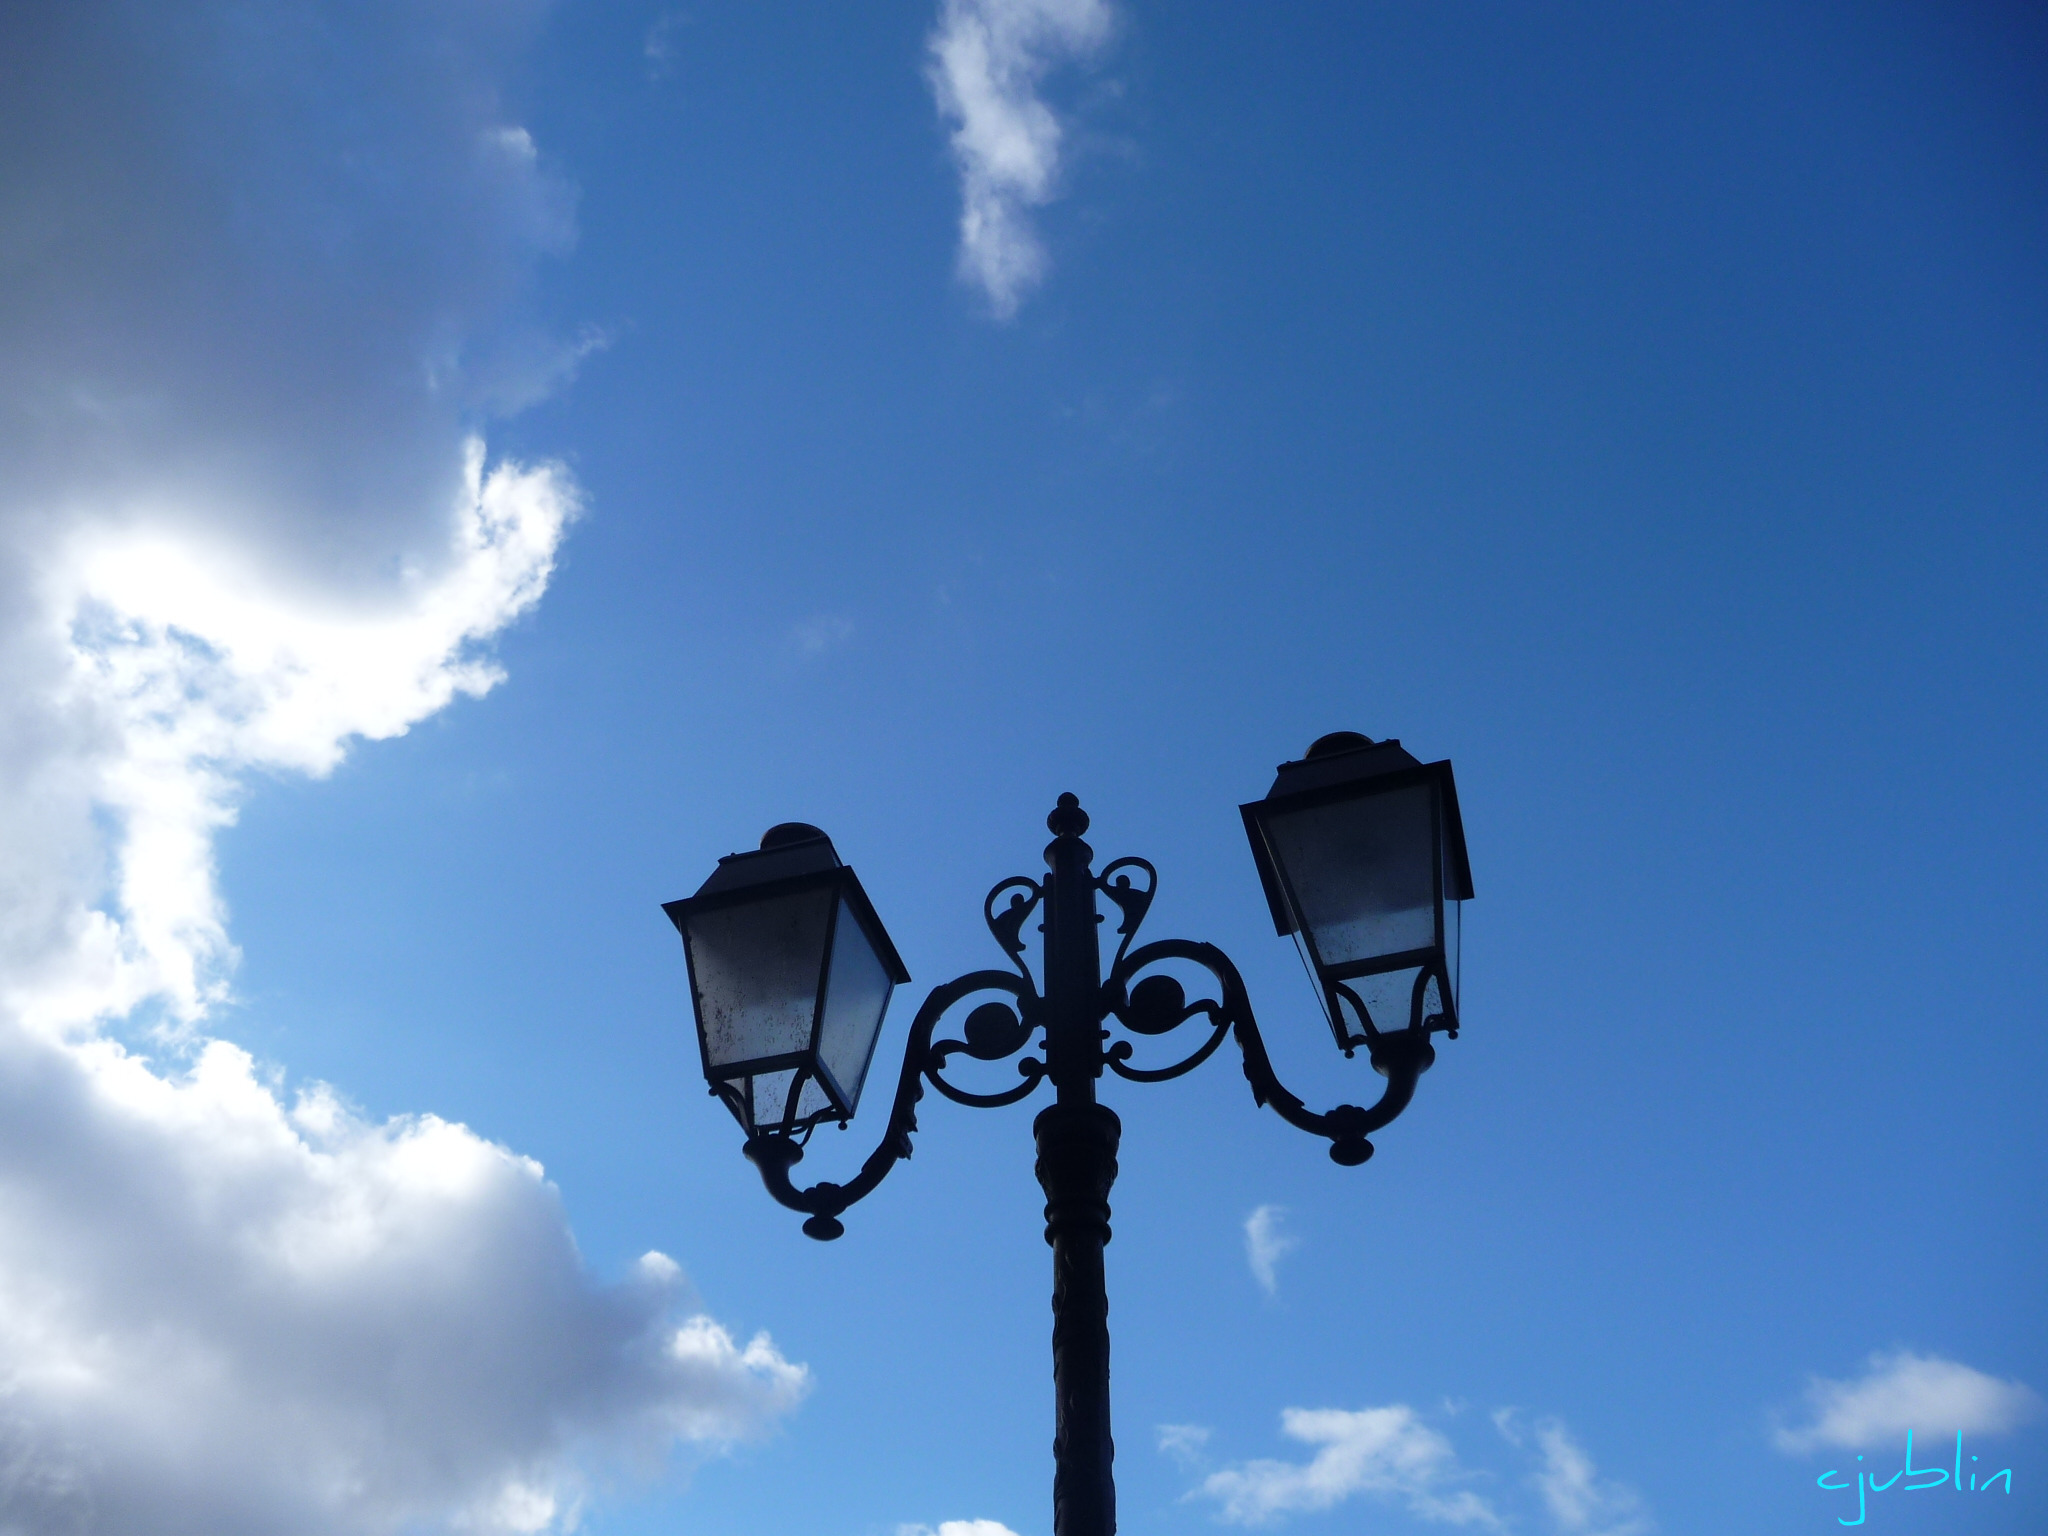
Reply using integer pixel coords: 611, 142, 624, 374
662, 732, 1473, 1536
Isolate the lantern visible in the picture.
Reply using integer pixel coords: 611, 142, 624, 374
1241, 733, 1473, 1050
663, 823, 909, 1137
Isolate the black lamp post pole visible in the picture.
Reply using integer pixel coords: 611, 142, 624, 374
1035, 793, 1119, 1536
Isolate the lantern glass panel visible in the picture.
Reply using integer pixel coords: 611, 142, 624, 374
1419, 970, 1445, 1028
748, 1066, 834, 1130
1350, 966, 1418, 1035
815, 896, 893, 1111
1444, 896, 1461, 1007
685, 886, 834, 1072
1266, 781, 1438, 968
1329, 966, 1454, 1038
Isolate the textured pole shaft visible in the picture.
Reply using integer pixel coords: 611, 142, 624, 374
1035, 1100, 1120, 1536
1037, 793, 1116, 1536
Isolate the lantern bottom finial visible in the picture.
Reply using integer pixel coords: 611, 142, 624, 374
1329, 1136, 1374, 1166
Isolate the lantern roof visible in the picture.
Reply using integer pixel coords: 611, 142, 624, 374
1264, 732, 1423, 797
667, 823, 909, 985
688, 822, 836, 896
1243, 733, 1475, 939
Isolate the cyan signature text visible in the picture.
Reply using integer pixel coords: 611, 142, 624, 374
1818, 1432, 2014, 1526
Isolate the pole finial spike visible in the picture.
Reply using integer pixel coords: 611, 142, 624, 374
1047, 792, 1090, 839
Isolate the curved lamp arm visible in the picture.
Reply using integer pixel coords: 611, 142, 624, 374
1107, 939, 1434, 1167
742, 969, 1039, 1239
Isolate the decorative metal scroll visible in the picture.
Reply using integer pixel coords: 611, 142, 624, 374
984, 876, 1043, 981
1095, 857, 1155, 973
740, 837, 1445, 1238
743, 966, 1041, 1239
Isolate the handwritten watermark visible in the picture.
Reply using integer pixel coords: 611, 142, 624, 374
1817, 1432, 2013, 1525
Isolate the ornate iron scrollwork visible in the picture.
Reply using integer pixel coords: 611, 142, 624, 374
984, 875, 1043, 980
1103, 940, 1236, 1084
743, 966, 1042, 1238
1091, 860, 1439, 1165
741, 814, 1442, 1239
1095, 856, 1155, 973
927, 976, 1048, 1108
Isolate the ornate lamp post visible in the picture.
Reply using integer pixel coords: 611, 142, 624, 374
662, 733, 1472, 1536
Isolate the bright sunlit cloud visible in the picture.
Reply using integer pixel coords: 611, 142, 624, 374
926, 0, 1114, 318
1772, 1351, 2042, 1454
10, 445, 576, 1040
0, 1, 809, 1529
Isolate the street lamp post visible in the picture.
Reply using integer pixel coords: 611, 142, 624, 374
662, 733, 1472, 1536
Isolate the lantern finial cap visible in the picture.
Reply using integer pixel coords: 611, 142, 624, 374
1306, 731, 1376, 759
760, 822, 828, 849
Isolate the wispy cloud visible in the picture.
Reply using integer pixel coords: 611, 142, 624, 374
645, 12, 686, 80
1193, 1406, 1502, 1529
1244, 1204, 1299, 1296
1495, 1412, 1652, 1536
1159, 1423, 1213, 1468
792, 613, 857, 656
925, 0, 1113, 318
1772, 1351, 2042, 1454
898, 1522, 1025, 1536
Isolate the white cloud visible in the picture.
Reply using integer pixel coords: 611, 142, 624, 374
925, 0, 1114, 318
1159, 1422, 1214, 1468
1494, 1412, 1651, 1536
1772, 1351, 2042, 1454
6, 444, 575, 1039
0, 0, 584, 588
898, 1522, 1027, 1536
0, 1, 812, 1530
1243, 1204, 1298, 1296
0, 1032, 810, 1533
1194, 1406, 1503, 1529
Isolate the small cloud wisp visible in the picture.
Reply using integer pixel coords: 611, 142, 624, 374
1158, 1423, 1213, 1469
1495, 1411, 1652, 1536
926, 0, 1113, 318
1243, 1204, 1299, 1297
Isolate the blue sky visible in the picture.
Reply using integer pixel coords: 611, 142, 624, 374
1, 3, 2043, 1534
